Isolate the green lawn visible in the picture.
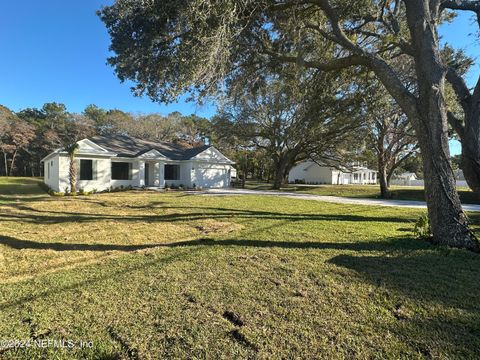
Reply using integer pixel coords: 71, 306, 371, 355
0, 177, 47, 204
1, 178, 480, 358
245, 180, 480, 204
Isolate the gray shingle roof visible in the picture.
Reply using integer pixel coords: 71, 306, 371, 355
90, 135, 211, 160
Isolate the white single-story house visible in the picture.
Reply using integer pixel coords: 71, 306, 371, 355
41, 135, 235, 192
288, 160, 377, 185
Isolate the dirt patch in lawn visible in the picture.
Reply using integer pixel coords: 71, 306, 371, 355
192, 220, 243, 236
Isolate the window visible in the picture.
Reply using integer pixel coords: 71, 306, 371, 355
47, 162, 50, 179
79, 159, 94, 180
112, 162, 132, 180
164, 164, 180, 180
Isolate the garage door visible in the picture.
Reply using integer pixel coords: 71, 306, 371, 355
197, 167, 226, 188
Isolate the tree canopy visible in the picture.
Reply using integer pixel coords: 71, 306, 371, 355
99, 0, 480, 250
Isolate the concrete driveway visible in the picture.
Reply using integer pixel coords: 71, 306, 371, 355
200, 188, 480, 212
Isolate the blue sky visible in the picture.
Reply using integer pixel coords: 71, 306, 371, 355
0, 2, 478, 155
0, 0, 216, 117
439, 11, 480, 155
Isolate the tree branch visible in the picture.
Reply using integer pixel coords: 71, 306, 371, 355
447, 111, 465, 139
265, 51, 370, 71
441, 0, 480, 12
446, 67, 472, 110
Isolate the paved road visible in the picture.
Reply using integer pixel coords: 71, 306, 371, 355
201, 188, 480, 212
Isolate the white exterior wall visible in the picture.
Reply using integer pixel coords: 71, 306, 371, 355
289, 161, 377, 185
44, 155, 111, 192
43, 155, 60, 191
304, 166, 334, 184
58, 156, 70, 192
288, 162, 335, 184
288, 163, 309, 183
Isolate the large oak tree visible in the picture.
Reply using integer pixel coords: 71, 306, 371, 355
224, 70, 365, 189
99, 0, 479, 250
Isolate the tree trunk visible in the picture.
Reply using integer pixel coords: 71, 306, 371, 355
404, 0, 479, 251
9, 149, 17, 176
3, 153, 7, 176
69, 156, 77, 193
378, 159, 391, 198
386, 171, 394, 188
460, 108, 480, 193
272, 158, 288, 190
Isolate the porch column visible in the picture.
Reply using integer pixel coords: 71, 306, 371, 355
153, 162, 160, 186
138, 160, 145, 187
160, 162, 165, 187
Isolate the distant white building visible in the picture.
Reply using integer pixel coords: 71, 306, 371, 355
395, 172, 417, 181
390, 172, 419, 186
455, 169, 465, 180
288, 161, 377, 185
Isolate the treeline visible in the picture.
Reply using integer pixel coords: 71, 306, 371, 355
0, 99, 426, 188
0, 103, 217, 177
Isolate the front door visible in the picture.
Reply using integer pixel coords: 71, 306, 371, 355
145, 163, 150, 186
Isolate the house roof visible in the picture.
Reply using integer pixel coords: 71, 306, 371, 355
302, 160, 376, 173
90, 135, 211, 160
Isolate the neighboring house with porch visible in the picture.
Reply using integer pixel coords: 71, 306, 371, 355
42, 135, 235, 192
288, 160, 377, 185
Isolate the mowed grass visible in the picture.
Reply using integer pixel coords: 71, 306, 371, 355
245, 180, 480, 204
0, 178, 480, 358
0, 177, 47, 204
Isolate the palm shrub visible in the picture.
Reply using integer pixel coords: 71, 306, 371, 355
65, 143, 79, 194
414, 214, 432, 240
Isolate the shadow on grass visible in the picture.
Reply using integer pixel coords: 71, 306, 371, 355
0, 235, 164, 252
0, 248, 197, 311
328, 251, 480, 311
0, 205, 415, 225
0, 195, 49, 203
2, 234, 480, 313
0, 234, 424, 252
327, 249, 480, 357
2, 232, 480, 357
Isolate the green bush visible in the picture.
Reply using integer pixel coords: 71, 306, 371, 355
47, 187, 65, 196
414, 214, 432, 240
78, 188, 92, 196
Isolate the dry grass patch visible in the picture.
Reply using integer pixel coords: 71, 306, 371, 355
0, 191, 245, 282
